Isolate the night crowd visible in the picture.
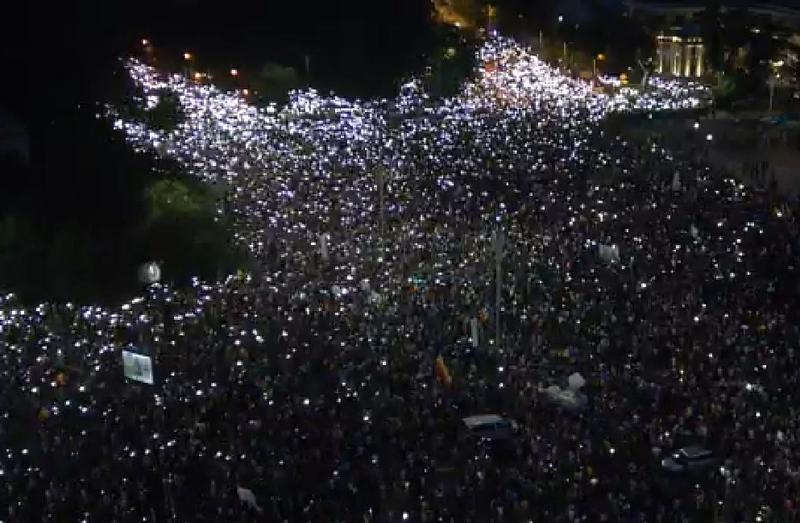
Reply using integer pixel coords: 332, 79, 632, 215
0, 37, 798, 522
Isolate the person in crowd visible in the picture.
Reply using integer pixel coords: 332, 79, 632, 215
0, 37, 796, 522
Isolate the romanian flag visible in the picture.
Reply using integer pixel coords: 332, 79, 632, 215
435, 355, 452, 388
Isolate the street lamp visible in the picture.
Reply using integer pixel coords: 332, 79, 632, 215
706, 133, 713, 142
593, 53, 605, 77
183, 52, 194, 78
230, 68, 239, 77
141, 38, 149, 46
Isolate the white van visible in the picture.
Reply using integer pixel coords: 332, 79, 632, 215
462, 414, 518, 440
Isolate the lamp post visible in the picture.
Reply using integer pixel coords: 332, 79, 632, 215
768, 61, 783, 114
376, 167, 388, 255
493, 228, 505, 351
557, 15, 564, 63
484, 4, 497, 30
183, 52, 193, 78
141, 39, 154, 62
593, 53, 605, 78
769, 75, 777, 114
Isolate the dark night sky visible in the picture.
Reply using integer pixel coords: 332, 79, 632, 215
8, 0, 436, 129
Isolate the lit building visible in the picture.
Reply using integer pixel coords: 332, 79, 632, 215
656, 32, 705, 77
625, 1, 800, 78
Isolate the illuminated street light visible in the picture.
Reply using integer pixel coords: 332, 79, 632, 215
558, 15, 564, 23
242, 88, 250, 96
194, 72, 202, 81
693, 121, 700, 130
593, 54, 606, 77
484, 4, 497, 27
183, 52, 192, 61
141, 38, 149, 46
706, 133, 713, 141
230, 68, 239, 77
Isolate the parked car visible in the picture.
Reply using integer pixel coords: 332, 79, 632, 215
661, 445, 716, 473
462, 414, 518, 441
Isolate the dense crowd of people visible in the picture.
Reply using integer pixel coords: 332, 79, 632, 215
2, 37, 799, 522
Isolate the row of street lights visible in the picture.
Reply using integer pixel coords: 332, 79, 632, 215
141, 39, 249, 95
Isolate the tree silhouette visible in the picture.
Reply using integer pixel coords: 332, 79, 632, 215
701, 0, 724, 74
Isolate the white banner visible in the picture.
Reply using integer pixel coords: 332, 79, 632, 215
122, 350, 154, 385
598, 243, 620, 263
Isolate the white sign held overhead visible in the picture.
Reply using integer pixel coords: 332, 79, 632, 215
598, 243, 620, 263
122, 350, 154, 385
671, 172, 681, 192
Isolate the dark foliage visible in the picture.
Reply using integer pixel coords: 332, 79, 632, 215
0, 114, 242, 305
